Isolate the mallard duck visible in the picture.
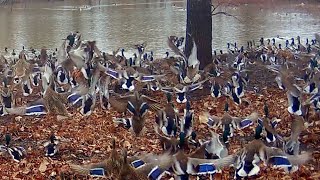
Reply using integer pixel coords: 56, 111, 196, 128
167, 36, 200, 84
40, 60, 54, 94
57, 40, 94, 84
80, 90, 96, 116
12, 55, 35, 96
161, 79, 207, 104
168, 132, 234, 179
233, 47, 247, 70
5, 98, 47, 116
2, 48, 19, 64
234, 139, 310, 178
0, 52, 10, 69
255, 103, 282, 143
204, 103, 258, 143
187, 131, 200, 148
169, 132, 197, 179
303, 70, 320, 94
209, 68, 247, 105
6, 75, 71, 119
2, 134, 26, 162
186, 155, 236, 178
183, 133, 233, 180
131, 42, 147, 67
44, 134, 59, 157
285, 116, 305, 155
255, 117, 281, 143
98, 75, 111, 109
67, 67, 100, 116
180, 100, 194, 137
155, 93, 179, 137
71, 138, 122, 177
210, 77, 226, 98
202, 131, 228, 159
0, 82, 15, 109
117, 149, 172, 180
154, 125, 179, 153
68, 41, 90, 66
73, 32, 82, 49
296, 36, 307, 52
109, 93, 131, 114
267, 65, 302, 115
55, 64, 70, 85
30, 66, 41, 87
73, 139, 172, 180
113, 91, 160, 136
0, 104, 5, 116
105, 66, 164, 92
230, 71, 248, 98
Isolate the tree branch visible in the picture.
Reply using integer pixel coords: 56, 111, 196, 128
211, 1, 242, 22
212, 11, 241, 22
211, 0, 238, 13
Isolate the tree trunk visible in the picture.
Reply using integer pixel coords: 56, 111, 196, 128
184, 0, 212, 70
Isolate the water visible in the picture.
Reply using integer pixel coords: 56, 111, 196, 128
0, 0, 319, 56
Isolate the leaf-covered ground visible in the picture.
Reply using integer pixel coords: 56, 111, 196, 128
0, 85, 319, 179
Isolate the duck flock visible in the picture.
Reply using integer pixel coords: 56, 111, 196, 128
0, 32, 320, 179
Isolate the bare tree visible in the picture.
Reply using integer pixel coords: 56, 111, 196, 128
184, 0, 239, 69
184, 0, 212, 70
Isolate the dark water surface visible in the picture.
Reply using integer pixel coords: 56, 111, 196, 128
0, 0, 319, 56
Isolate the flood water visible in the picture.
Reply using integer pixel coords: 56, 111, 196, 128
0, 0, 319, 56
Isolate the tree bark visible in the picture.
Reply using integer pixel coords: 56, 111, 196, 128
185, 0, 212, 70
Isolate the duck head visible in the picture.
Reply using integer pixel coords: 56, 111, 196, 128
165, 51, 169, 58
307, 44, 311, 53
286, 40, 289, 47
222, 126, 231, 144
121, 48, 125, 57
211, 82, 221, 98
50, 134, 56, 143
259, 37, 264, 45
267, 39, 270, 45
291, 38, 295, 45
5, 134, 11, 146
166, 93, 172, 103
178, 132, 186, 149
272, 38, 275, 45
143, 53, 147, 61
224, 102, 229, 112
0, 86, 13, 108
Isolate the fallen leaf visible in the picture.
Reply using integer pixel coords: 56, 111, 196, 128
39, 160, 49, 173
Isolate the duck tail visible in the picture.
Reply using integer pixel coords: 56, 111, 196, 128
149, 103, 162, 112
139, 151, 173, 176
154, 151, 173, 169
5, 106, 26, 115
69, 164, 90, 175
249, 112, 259, 121
287, 151, 311, 166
